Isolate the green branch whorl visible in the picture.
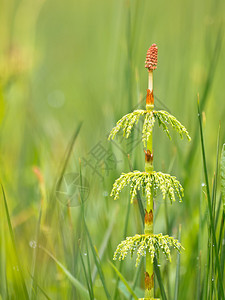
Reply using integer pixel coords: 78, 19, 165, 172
113, 233, 184, 267
108, 109, 191, 147
110, 171, 184, 204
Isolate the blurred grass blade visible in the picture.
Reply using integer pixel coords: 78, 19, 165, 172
154, 257, 167, 300
220, 221, 225, 279
220, 143, 225, 211
79, 165, 111, 300
218, 209, 225, 251
29, 274, 52, 300
174, 224, 181, 300
86, 243, 94, 298
40, 246, 90, 299
55, 122, 83, 195
79, 246, 94, 299
185, 28, 223, 171
215, 195, 222, 231
109, 261, 138, 300
84, 220, 111, 300
136, 191, 145, 223
204, 240, 211, 300
129, 261, 142, 300
92, 207, 117, 281
46, 122, 82, 222
212, 125, 221, 223
197, 251, 202, 300
79, 243, 94, 299
200, 27, 223, 113
35, 284, 51, 300
197, 101, 224, 299
119, 282, 144, 299
118, 281, 131, 299
0, 84, 5, 125
1, 184, 29, 299
30, 208, 42, 300
210, 125, 221, 299
113, 198, 131, 299
0, 190, 8, 300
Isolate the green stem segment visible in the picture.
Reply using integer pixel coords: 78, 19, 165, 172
144, 70, 154, 299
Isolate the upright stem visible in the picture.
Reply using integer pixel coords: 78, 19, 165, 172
148, 70, 153, 94
144, 70, 154, 299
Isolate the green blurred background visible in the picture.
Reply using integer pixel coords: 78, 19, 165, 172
0, 0, 224, 299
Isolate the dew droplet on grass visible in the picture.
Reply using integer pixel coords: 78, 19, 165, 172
29, 240, 37, 249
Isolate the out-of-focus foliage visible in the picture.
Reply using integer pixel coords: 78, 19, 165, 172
0, 0, 225, 299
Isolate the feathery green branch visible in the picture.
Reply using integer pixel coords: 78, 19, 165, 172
110, 171, 184, 204
108, 110, 191, 147
113, 233, 184, 267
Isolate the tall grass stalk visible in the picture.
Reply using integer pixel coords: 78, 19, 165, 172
198, 99, 224, 299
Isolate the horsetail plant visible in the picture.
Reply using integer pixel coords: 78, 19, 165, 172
109, 44, 191, 299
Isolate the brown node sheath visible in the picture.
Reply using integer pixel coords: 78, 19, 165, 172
144, 150, 153, 163
145, 209, 153, 225
146, 89, 154, 105
145, 272, 154, 290
145, 43, 158, 70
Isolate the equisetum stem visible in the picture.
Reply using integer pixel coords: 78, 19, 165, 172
148, 70, 153, 94
144, 69, 154, 298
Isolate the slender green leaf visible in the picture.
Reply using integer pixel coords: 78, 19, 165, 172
154, 257, 167, 300
29, 274, 52, 300
174, 225, 181, 300
220, 224, 225, 279
1, 184, 29, 300
109, 261, 138, 300
79, 165, 111, 300
92, 207, 118, 281
197, 251, 202, 300
30, 208, 42, 300
210, 126, 220, 300
218, 210, 225, 252
86, 243, 94, 298
46, 122, 82, 224
113, 197, 132, 300
40, 246, 90, 300
128, 260, 142, 300
0, 192, 8, 300
79, 245, 94, 299
118, 281, 143, 299
197, 101, 224, 299
215, 195, 223, 231
84, 220, 111, 300
185, 27, 223, 172
220, 143, 225, 211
